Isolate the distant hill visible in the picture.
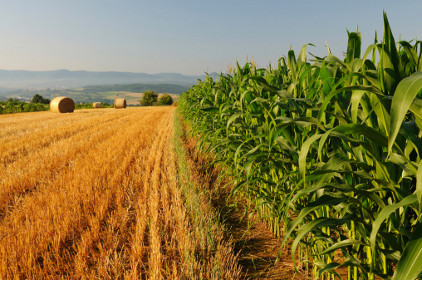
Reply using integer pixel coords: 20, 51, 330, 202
0, 69, 219, 89
83, 83, 188, 94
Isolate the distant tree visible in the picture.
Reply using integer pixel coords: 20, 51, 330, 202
140, 90, 158, 106
7, 98, 20, 104
31, 94, 43, 103
158, 94, 173, 106
31, 94, 50, 104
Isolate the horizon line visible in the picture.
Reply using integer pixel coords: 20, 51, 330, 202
0, 68, 219, 76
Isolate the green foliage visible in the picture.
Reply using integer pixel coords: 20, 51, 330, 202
179, 13, 422, 280
140, 90, 158, 106
0, 99, 112, 114
0, 100, 49, 114
393, 223, 422, 280
31, 94, 50, 104
158, 94, 174, 105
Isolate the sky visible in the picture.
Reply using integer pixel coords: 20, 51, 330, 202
0, 0, 421, 75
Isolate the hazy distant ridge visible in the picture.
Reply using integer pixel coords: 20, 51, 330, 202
0, 69, 218, 88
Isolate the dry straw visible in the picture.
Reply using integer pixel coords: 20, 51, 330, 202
93, 102, 102, 108
50, 97, 75, 113
114, 98, 127, 109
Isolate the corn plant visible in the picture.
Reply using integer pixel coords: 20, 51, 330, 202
179, 12, 422, 280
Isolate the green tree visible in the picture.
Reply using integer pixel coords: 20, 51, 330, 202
7, 98, 19, 104
140, 90, 158, 106
31, 94, 50, 104
158, 94, 173, 105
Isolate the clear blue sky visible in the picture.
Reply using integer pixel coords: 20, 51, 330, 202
0, 0, 421, 75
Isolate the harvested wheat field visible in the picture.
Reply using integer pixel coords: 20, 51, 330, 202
0, 107, 242, 279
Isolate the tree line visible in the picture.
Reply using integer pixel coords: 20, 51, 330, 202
0, 91, 174, 114
139, 90, 174, 106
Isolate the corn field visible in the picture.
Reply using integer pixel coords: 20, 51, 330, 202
178, 13, 422, 279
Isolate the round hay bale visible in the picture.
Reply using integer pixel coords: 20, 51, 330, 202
114, 98, 126, 109
50, 97, 75, 113
93, 102, 102, 108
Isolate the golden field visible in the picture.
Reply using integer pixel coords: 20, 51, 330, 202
0, 107, 240, 279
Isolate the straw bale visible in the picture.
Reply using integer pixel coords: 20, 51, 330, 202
93, 102, 102, 108
50, 97, 75, 113
114, 98, 127, 109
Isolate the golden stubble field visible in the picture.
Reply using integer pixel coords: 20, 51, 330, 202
0, 107, 240, 279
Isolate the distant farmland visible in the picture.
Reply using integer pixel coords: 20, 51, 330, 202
0, 83, 187, 104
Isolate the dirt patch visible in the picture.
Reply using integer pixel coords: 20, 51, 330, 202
179, 117, 311, 280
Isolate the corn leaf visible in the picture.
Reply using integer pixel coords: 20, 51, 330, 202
388, 72, 422, 154
370, 194, 418, 269
393, 223, 422, 280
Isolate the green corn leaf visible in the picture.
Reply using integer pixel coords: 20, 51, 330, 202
369, 92, 391, 135
297, 44, 309, 65
317, 129, 333, 161
399, 41, 419, 67
409, 97, 422, 120
370, 194, 418, 270
315, 262, 342, 280
393, 223, 422, 280
288, 50, 297, 78
199, 106, 219, 112
346, 31, 362, 64
387, 153, 418, 176
317, 239, 365, 256
351, 89, 366, 123
319, 83, 383, 123
291, 217, 351, 262
275, 136, 297, 154
417, 160, 422, 207
333, 123, 388, 147
362, 44, 378, 62
226, 113, 243, 130
326, 55, 350, 71
276, 90, 291, 99
383, 11, 399, 68
298, 133, 322, 181
343, 84, 384, 96
316, 257, 368, 280
320, 62, 335, 95
388, 72, 422, 154
281, 195, 347, 248
379, 12, 400, 94
234, 139, 250, 165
